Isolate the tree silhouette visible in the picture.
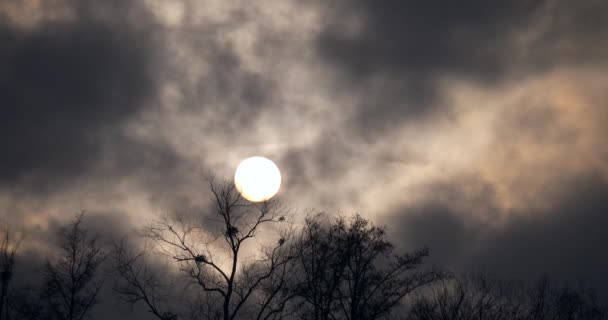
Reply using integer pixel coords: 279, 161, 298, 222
0, 201, 604, 319
118, 176, 295, 320
111, 238, 179, 320
407, 273, 608, 320
526, 277, 607, 320
296, 213, 442, 320
41, 212, 106, 320
0, 224, 21, 320
408, 273, 526, 320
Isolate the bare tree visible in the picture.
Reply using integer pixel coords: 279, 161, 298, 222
526, 277, 607, 320
135, 176, 295, 320
408, 273, 526, 320
296, 214, 351, 320
407, 273, 608, 320
111, 238, 179, 320
0, 224, 22, 320
297, 213, 442, 320
5, 287, 44, 320
243, 228, 302, 320
41, 212, 106, 320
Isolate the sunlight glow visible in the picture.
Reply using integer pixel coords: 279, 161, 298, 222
234, 156, 281, 202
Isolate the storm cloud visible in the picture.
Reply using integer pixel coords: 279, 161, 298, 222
1, 0, 608, 317
316, 0, 608, 134
0, 1, 158, 189
388, 172, 608, 299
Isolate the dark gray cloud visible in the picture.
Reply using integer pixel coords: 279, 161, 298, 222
163, 39, 276, 126
279, 132, 360, 201
319, 1, 538, 77
316, 0, 608, 135
154, 2, 281, 135
0, 1, 158, 191
316, 0, 538, 133
386, 172, 608, 301
385, 174, 499, 266
476, 173, 608, 293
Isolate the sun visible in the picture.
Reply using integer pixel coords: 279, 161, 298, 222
234, 156, 281, 202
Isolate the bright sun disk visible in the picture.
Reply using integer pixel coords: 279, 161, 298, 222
234, 156, 281, 202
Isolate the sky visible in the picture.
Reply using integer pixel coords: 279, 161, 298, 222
1, 0, 608, 316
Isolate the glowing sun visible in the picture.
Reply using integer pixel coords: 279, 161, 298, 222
234, 156, 281, 202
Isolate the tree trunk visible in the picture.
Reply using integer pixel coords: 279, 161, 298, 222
0, 270, 12, 320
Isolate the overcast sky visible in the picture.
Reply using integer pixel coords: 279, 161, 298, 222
1, 0, 608, 317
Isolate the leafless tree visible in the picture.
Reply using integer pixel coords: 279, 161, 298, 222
297, 213, 442, 320
6, 286, 44, 320
407, 273, 607, 320
408, 273, 526, 320
133, 175, 295, 320
41, 212, 106, 320
0, 224, 22, 320
243, 227, 302, 320
296, 214, 351, 320
111, 238, 179, 320
525, 277, 607, 320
